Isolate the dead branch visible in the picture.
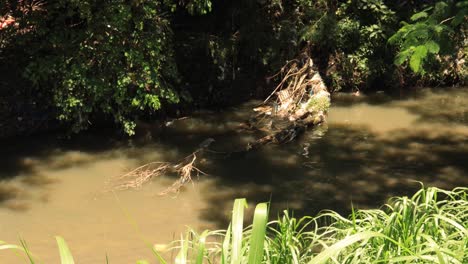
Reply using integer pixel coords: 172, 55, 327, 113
109, 162, 171, 190
158, 154, 207, 196
108, 139, 213, 194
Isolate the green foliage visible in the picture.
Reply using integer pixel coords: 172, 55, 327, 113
170, 199, 270, 264
297, 0, 398, 91
247, 203, 268, 264
17, 0, 180, 134
168, 186, 468, 263
332, 0, 397, 90
185, 0, 212, 15
389, 1, 467, 75
267, 212, 315, 263
1, 0, 466, 137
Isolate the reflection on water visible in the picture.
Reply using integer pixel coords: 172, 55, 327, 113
1, 88, 468, 263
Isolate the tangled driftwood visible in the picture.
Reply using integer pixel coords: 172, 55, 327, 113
255, 56, 329, 120
108, 139, 213, 195
248, 55, 330, 148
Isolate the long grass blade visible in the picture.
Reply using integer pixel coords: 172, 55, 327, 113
175, 234, 189, 264
231, 198, 248, 264
196, 230, 209, 264
308, 231, 385, 264
0, 242, 25, 251
434, 215, 468, 237
56, 236, 75, 264
247, 203, 268, 264
222, 223, 232, 264
20, 238, 36, 264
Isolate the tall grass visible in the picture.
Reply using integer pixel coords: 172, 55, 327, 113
172, 186, 468, 263
1, 186, 467, 263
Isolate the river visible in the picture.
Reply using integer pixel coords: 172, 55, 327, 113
1, 87, 467, 263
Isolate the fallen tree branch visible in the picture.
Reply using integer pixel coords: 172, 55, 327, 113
107, 139, 213, 195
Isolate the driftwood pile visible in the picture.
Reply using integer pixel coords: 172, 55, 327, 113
247, 57, 330, 149
109, 56, 330, 194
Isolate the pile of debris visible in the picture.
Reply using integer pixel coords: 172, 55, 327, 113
255, 57, 330, 122
247, 57, 330, 149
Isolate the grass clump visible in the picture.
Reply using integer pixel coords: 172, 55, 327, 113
308, 186, 468, 263
172, 186, 468, 264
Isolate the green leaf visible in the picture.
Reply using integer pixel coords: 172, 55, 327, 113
175, 234, 189, 264
195, 231, 210, 264
231, 198, 247, 264
411, 11, 428, 21
425, 40, 440, 54
308, 231, 386, 264
409, 45, 428, 73
0, 241, 24, 251
394, 49, 412, 66
56, 236, 75, 264
451, 9, 467, 27
247, 203, 269, 264
222, 223, 232, 264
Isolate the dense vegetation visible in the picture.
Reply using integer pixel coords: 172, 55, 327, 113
2, 186, 467, 263
0, 0, 466, 136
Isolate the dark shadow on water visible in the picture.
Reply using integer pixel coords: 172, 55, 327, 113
0, 128, 160, 210
0, 104, 256, 210
196, 123, 468, 227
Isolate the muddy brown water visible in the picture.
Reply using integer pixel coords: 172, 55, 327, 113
1, 88, 467, 263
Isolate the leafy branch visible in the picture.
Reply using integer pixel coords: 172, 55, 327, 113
388, 1, 467, 74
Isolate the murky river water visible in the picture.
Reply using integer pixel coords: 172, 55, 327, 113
1, 88, 467, 263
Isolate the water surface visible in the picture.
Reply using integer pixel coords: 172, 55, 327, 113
1, 87, 467, 263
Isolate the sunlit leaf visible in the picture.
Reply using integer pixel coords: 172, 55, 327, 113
56, 236, 75, 264
410, 11, 428, 21
409, 45, 428, 73
425, 41, 440, 54
231, 198, 247, 264
247, 203, 269, 264
308, 231, 387, 264
394, 49, 412, 66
